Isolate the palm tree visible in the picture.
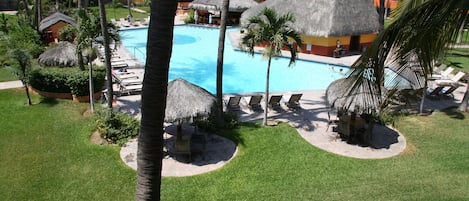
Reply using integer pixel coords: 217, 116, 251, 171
216, 0, 230, 122
98, 0, 114, 109
347, 0, 469, 112
135, 0, 177, 200
8, 49, 33, 106
241, 7, 303, 126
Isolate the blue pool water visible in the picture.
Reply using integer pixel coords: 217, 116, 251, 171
120, 26, 348, 94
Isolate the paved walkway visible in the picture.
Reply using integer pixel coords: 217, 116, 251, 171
0, 80, 22, 90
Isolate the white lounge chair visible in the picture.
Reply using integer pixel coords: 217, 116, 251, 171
435, 71, 466, 85
431, 67, 454, 79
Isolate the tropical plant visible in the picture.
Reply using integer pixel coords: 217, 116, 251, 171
346, 0, 469, 113
216, 0, 230, 124
135, 0, 177, 200
241, 7, 303, 126
95, 109, 139, 145
58, 24, 78, 42
7, 49, 33, 105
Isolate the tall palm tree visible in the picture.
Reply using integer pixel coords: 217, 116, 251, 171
241, 7, 303, 126
216, 0, 230, 122
98, 0, 114, 109
347, 0, 469, 112
135, 0, 177, 200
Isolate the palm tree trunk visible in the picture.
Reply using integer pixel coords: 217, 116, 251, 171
88, 58, 94, 113
456, 18, 466, 44
216, 0, 229, 122
98, 0, 114, 109
458, 83, 469, 112
128, 0, 132, 17
23, 80, 32, 106
34, 0, 41, 31
136, 0, 177, 200
77, 49, 85, 71
263, 56, 272, 126
379, 0, 385, 31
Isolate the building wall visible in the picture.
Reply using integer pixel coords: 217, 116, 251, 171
297, 34, 377, 57
44, 21, 72, 44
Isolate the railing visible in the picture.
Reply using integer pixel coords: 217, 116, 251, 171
133, 47, 145, 60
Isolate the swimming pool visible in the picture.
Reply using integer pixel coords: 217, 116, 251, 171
120, 26, 348, 94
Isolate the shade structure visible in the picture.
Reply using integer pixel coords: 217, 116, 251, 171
37, 41, 79, 67
164, 78, 217, 123
189, 0, 259, 12
326, 77, 387, 114
240, 0, 380, 37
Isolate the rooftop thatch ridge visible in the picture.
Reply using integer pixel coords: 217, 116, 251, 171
189, 0, 259, 12
241, 0, 380, 37
39, 12, 77, 32
37, 41, 78, 67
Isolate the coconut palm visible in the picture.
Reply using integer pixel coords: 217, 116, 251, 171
347, 0, 469, 112
98, 0, 114, 109
241, 7, 303, 126
135, 0, 177, 200
216, 0, 230, 122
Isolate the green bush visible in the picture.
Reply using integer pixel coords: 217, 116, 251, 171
95, 109, 139, 146
195, 112, 239, 132
29, 66, 105, 96
184, 10, 195, 24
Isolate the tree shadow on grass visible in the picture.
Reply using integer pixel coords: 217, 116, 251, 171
441, 106, 465, 120
39, 97, 59, 107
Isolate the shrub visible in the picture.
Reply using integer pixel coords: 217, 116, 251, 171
29, 66, 105, 96
95, 109, 139, 146
195, 112, 239, 132
184, 10, 195, 24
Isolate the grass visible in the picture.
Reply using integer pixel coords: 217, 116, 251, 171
1, 89, 469, 200
97, 5, 149, 21
0, 67, 17, 82
445, 48, 469, 73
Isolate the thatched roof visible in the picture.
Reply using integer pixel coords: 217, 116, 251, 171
326, 77, 387, 114
189, 0, 259, 12
39, 12, 76, 32
37, 41, 78, 67
241, 0, 380, 37
165, 78, 217, 123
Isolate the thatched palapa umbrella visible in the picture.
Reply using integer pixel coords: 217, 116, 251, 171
165, 78, 217, 139
326, 77, 387, 114
37, 41, 79, 67
189, 0, 258, 12
240, 0, 380, 37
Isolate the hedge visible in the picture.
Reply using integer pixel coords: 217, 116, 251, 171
29, 66, 106, 96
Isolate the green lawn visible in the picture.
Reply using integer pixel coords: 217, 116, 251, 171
0, 67, 17, 82
445, 48, 469, 72
1, 89, 469, 200
97, 5, 149, 21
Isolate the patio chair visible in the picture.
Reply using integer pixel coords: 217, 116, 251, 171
433, 63, 447, 74
248, 95, 263, 111
268, 95, 283, 110
173, 138, 191, 162
426, 85, 445, 99
286, 94, 302, 109
226, 96, 241, 111
140, 17, 149, 26
434, 71, 466, 85
119, 18, 131, 27
431, 67, 454, 79
439, 83, 460, 98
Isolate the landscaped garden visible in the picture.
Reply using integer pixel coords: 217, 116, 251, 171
1, 88, 469, 200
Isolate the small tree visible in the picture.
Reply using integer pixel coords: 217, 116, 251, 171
8, 49, 33, 105
241, 7, 303, 126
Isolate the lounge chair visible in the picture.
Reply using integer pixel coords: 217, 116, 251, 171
140, 17, 149, 26
226, 96, 241, 111
268, 95, 283, 110
426, 85, 445, 98
440, 84, 460, 98
119, 83, 143, 95
433, 63, 447, 74
434, 71, 466, 85
431, 67, 454, 79
286, 94, 302, 109
248, 95, 262, 111
119, 18, 131, 27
